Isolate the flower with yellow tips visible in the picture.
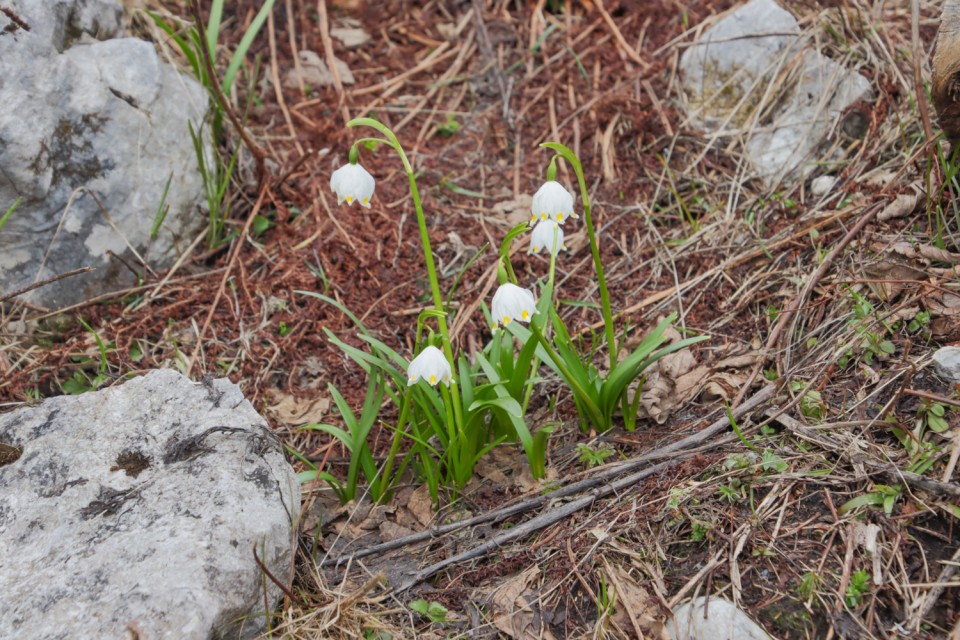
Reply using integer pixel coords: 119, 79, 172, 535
491, 283, 537, 332
330, 163, 375, 207
528, 219, 566, 256
529, 180, 577, 224
407, 346, 452, 386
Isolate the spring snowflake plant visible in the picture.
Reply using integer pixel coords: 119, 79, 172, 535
504, 145, 708, 432
297, 119, 707, 506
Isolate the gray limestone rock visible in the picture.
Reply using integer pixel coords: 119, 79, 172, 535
0, 0, 209, 309
679, 0, 872, 185
667, 596, 772, 640
0, 369, 300, 639
933, 346, 960, 383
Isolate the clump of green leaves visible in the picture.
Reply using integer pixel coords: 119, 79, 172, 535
796, 571, 821, 602
837, 288, 895, 368
62, 318, 113, 395
576, 442, 615, 468
918, 398, 949, 433
150, 0, 275, 249
717, 478, 745, 504
839, 484, 902, 516
690, 520, 711, 542
409, 599, 448, 624
791, 380, 827, 422
293, 372, 387, 504
435, 114, 461, 137
844, 569, 871, 608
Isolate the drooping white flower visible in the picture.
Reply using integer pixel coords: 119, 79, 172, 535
407, 346, 452, 386
491, 283, 537, 331
528, 219, 566, 256
530, 180, 578, 224
330, 163, 375, 207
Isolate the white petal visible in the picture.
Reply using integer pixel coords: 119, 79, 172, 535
491, 283, 537, 330
330, 163, 376, 207
407, 346, 452, 386
529, 220, 566, 256
530, 181, 576, 225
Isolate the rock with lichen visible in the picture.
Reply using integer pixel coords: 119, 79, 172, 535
0, 0, 209, 308
679, 0, 872, 186
0, 369, 299, 639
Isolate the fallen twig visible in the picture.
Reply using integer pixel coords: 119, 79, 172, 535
732, 202, 884, 409
0, 267, 93, 304
766, 409, 960, 499
186, 185, 270, 376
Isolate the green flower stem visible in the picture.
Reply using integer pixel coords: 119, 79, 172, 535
376, 391, 412, 499
522, 230, 558, 411
348, 118, 464, 428
528, 322, 603, 425
541, 142, 617, 370
499, 222, 530, 286
351, 137, 390, 155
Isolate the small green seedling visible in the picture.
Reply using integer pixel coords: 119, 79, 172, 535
577, 442, 615, 468
409, 599, 448, 624
845, 569, 870, 608
436, 114, 461, 137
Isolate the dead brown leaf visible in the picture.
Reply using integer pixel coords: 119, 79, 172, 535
266, 389, 331, 426
489, 566, 557, 640
406, 483, 435, 528
861, 255, 928, 301
637, 339, 761, 422
603, 562, 663, 638
877, 190, 921, 221
634, 327, 699, 424
378, 520, 415, 542
491, 194, 533, 228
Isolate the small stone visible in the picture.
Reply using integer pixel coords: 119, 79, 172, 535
283, 50, 355, 89
811, 175, 837, 196
331, 26, 371, 48
933, 347, 960, 383
667, 597, 772, 640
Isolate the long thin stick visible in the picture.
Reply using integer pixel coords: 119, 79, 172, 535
731, 202, 883, 409
186, 186, 269, 376
0, 267, 93, 304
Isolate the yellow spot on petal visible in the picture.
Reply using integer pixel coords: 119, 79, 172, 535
521, 310, 529, 320
502, 316, 511, 325
429, 375, 437, 384
346, 196, 354, 203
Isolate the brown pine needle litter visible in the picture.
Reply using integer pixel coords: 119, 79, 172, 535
3, 0, 960, 637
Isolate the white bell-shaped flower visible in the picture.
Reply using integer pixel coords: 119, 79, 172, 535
491, 283, 537, 331
330, 163, 375, 207
530, 180, 578, 224
407, 346, 452, 386
528, 219, 566, 256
